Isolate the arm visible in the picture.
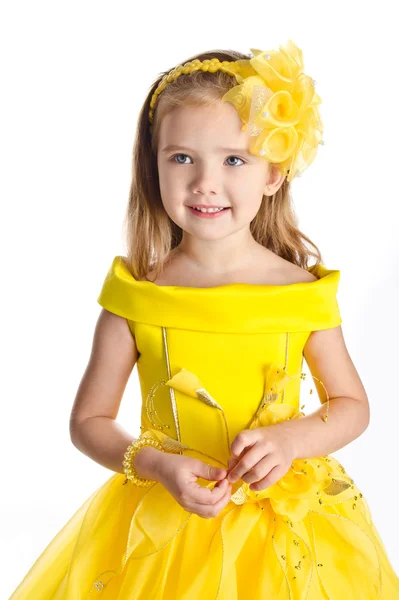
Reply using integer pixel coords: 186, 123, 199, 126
275, 324, 370, 460
69, 308, 165, 480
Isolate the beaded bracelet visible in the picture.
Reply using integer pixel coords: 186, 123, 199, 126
122, 435, 165, 487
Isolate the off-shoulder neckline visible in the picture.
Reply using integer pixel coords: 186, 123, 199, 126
98, 257, 342, 333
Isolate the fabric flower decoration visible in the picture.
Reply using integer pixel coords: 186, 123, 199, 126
228, 363, 352, 520
221, 39, 324, 182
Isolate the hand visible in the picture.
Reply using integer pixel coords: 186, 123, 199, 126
226, 424, 296, 492
156, 452, 233, 519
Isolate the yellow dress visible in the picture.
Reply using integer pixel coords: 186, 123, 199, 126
10, 255, 399, 599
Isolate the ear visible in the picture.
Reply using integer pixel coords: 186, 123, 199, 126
264, 164, 286, 196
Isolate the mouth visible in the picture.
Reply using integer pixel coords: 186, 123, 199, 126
186, 205, 231, 218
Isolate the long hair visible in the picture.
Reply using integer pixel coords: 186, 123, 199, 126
122, 48, 323, 281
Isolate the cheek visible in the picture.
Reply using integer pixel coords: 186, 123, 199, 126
158, 166, 186, 201
158, 192, 186, 228
232, 192, 264, 219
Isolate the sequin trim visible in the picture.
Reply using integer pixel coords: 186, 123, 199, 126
280, 516, 314, 596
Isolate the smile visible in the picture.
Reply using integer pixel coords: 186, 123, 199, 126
187, 206, 231, 218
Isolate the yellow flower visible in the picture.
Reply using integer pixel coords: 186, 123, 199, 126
239, 457, 333, 521
250, 44, 304, 91
221, 40, 323, 182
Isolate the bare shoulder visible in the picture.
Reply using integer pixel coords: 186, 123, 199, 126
268, 254, 318, 285
285, 264, 318, 284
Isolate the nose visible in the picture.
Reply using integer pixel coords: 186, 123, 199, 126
191, 165, 221, 195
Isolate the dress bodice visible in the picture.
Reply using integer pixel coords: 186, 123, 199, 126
97, 256, 342, 466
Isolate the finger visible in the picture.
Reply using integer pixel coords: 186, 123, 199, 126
187, 477, 230, 505
249, 463, 285, 491
241, 454, 276, 485
230, 430, 255, 458
227, 455, 240, 474
228, 445, 265, 483
189, 481, 232, 517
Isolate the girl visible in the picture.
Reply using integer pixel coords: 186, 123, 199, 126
10, 40, 399, 599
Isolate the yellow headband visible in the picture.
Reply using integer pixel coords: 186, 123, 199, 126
148, 40, 324, 183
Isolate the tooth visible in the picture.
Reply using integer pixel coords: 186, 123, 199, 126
192, 206, 225, 212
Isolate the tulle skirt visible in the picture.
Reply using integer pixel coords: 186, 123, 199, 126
9, 451, 399, 599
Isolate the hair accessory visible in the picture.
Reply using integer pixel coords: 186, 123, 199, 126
148, 40, 324, 182
122, 434, 166, 487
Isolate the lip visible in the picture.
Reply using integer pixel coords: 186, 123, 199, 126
186, 205, 231, 219
188, 204, 230, 209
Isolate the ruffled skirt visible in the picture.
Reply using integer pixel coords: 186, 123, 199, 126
9, 452, 399, 600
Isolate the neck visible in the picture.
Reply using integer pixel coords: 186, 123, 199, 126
173, 228, 267, 276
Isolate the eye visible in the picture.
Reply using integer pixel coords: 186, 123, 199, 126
171, 153, 191, 164
226, 156, 246, 166
169, 153, 246, 166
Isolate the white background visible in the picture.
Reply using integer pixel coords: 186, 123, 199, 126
2, 0, 398, 596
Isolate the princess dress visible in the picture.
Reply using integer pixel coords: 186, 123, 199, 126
10, 256, 399, 599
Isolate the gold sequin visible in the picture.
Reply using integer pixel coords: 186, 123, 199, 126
94, 580, 104, 591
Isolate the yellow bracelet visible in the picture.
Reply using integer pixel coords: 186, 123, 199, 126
122, 435, 165, 487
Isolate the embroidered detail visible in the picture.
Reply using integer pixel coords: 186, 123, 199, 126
145, 378, 168, 430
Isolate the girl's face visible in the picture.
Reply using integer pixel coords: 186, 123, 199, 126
156, 101, 284, 242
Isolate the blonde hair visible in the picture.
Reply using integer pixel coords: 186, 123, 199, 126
122, 48, 323, 281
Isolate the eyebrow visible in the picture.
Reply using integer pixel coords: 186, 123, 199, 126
161, 144, 252, 156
